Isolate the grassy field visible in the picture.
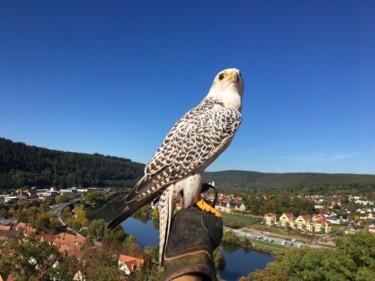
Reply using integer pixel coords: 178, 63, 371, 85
221, 213, 262, 228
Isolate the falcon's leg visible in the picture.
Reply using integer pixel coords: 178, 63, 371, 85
182, 173, 203, 208
181, 173, 222, 217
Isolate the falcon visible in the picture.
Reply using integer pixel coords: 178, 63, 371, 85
108, 68, 244, 263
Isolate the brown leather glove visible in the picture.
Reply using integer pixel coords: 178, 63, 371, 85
162, 205, 223, 281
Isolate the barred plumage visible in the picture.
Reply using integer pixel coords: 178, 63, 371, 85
108, 68, 244, 264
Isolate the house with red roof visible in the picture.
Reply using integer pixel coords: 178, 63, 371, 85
295, 215, 312, 231
264, 213, 277, 226
279, 213, 295, 228
311, 219, 331, 233
118, 254, 144, 275
53, 233, 89, 258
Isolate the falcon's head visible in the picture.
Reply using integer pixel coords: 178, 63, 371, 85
207, 68, 244, 111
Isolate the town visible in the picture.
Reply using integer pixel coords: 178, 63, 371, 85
1, 183, 375, 280
0, 186, 147, 281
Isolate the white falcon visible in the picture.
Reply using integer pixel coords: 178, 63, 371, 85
108, 68, 244, 263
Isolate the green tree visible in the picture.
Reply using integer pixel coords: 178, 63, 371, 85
84, 190, 106, 207
222, 230, 240, 244
104, 225, 127, 242
213, 248, 226, 271
61, 206, 72, 221
87, 219, 106, 241
66, 204, 89, 230
152, 207, 159, 219
335, 231, 375, 270
249, 232, 375, 281
0, 237, 73, 281
55, 193, 69, 204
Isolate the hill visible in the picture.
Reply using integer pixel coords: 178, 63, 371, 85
1, 137, 374, 193
0, 138, 144, 189
204, 170, 375, 192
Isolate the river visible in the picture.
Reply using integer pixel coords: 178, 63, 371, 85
121, 217, 275, 281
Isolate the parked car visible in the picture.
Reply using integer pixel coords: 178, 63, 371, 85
282, 240, 294, 246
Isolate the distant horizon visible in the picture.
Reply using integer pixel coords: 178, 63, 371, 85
3, 136, 374, 176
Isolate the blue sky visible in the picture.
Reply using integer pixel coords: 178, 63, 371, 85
1, 1, 374, 174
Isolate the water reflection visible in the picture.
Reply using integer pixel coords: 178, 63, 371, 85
121, 217, 274, 281
220, 242, 274, 281
121, 217, 159, 248
88, 204, 274, 280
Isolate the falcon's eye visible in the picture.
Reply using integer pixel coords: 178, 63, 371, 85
218, 73, 225, 80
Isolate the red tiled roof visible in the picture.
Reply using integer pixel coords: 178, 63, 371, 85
53, 233, 86, 247
284, 213, 295, 219
0, 225, 11, 231
119, 254, 144, 273
313, 214, 325, 220
14, 223, 36, 235
53, 233, 87, 258
36, 232, 55, 244
300, 215, 311, 222
264, 213, 277, 219
313, 219, 330, 226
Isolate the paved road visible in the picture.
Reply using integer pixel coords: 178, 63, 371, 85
226, 227, 327, 249
49, 198, 83, 236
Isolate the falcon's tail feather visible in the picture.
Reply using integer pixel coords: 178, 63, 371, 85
107, 194, 155, 229
107, 176, 161, 229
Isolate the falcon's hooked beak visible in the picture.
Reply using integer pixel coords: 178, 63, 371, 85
228, 70, 241, 83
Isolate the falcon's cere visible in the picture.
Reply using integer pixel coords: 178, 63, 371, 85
108, 68, 244, 263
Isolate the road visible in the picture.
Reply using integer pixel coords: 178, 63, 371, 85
49, 198, 83, 237
227, 227, 327, 249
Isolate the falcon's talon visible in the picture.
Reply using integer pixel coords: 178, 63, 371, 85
196, 199, 222, 217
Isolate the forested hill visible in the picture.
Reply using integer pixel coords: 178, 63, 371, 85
1, 137, 375, 192
204, 170, 375, 193
0, 138, 144, 189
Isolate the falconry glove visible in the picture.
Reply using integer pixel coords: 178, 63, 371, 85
162, 204, 223, 281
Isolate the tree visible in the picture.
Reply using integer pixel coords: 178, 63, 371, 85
55, 193, 69, 204
84, 190, 106, 207
66, 240, 125, 281
104, 225, 127, 242
152, 207, 159, 219
0, 237, 73, 281
123, 235, 144, 258
87, 219, 106, 241
66, 204, 89, 231
335, 231, 375, 270
213, 248, 226, 271
248, 232, 375, 281
222, 230, 240, 244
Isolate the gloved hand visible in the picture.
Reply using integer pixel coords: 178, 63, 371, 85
162, 204, 223, 281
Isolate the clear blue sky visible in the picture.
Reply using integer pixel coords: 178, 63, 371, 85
1, 1, 374, 174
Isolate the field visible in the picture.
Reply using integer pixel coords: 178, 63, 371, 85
221, 213, 262, 228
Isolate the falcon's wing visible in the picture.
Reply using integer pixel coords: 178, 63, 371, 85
126, 100, 242, 204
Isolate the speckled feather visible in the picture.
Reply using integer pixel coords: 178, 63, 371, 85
124, 97, 241, 205
107, 68, 244, 264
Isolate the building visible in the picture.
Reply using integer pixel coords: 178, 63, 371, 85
13, 222, 37, 236
279, 213, 295, 228
53, 233, 89, 258
264, 213, 277, 226
273, 213, 331, 233
118, 254, 144, 275
295, 215, 312, 231
311, 219, 331, 233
